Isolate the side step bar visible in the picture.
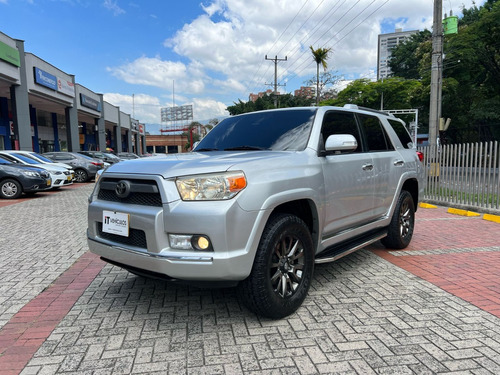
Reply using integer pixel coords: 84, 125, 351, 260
315, 229, 387, 264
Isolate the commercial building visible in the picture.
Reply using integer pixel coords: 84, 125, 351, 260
0, 31, 146, 154
377, 28, 418, 80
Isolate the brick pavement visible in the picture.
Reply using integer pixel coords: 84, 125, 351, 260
0, 184, 499, 374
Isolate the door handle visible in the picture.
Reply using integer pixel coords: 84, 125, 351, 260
393, 160, 405, 166
362, 163, 373, 171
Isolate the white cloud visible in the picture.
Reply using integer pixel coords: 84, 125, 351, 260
103, 92, 228, 124
103, 0, 125, 16
103, 93, 161, 123
106, 0, 483, 122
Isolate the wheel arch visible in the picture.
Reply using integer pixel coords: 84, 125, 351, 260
269, 199, 320, 252
401, 178, 419, 212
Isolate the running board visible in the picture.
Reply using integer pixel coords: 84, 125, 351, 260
315, 229, 387, 264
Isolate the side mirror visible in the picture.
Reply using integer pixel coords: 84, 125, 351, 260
324, 134, 358, 153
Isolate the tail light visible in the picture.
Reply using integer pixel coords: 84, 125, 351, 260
91, 161, 103, 166
416, 151, 424, 163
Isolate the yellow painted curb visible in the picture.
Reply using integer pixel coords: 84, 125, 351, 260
483, 214, 500, 224
419, 203, 437, 209
447, 208, 481, 217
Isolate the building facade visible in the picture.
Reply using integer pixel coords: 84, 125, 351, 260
0, 31, 146, 154
377, 28, 419, 80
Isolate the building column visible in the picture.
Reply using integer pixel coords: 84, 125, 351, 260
113, 125, 120, 152
52, 112, 60, 151
0, 97, 10, 150
12, 40, 31, 151
29, 105, 39, 153
65, 75, 79, 151
97, 94, 106, 151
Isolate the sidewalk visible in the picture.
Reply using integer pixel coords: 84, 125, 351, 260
0, 185, 499, 374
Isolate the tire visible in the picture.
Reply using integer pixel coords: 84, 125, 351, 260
381, 190, 415, 249
74, 169, 88, 183
239, 214, 314, 319
0, 179, 22, 199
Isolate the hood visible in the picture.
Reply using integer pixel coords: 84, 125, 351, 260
102, 151, 290, 179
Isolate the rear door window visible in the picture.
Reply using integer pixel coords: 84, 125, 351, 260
357, 114, 394, 152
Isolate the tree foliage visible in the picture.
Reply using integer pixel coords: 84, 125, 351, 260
310, 46, 332, 105
226, 93, 313, 115
386, 0, 500, 142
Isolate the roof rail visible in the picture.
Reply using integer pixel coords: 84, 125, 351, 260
343, 104, 395, 117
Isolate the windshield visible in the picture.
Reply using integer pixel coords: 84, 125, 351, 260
194, 109, 316, 152
10, 153, 42, 164
30, 153, 54, 163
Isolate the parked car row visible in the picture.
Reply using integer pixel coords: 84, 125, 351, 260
0, 150, 106, 199
0, 150, 148, 199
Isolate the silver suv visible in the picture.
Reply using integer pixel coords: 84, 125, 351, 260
87, 105, 424, 319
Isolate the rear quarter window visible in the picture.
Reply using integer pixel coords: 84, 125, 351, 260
388, 119, 413, 149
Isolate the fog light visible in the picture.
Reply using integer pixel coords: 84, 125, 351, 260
169, 234, 213, 251
193, 235, 210, 251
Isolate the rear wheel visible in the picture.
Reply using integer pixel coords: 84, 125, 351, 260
74, 169, 88, 183
239, 214, 314, 319
382, 190, 415, 249
0, 179, 22, 199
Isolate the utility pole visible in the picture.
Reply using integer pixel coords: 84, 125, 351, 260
429, 0, 443, 151
265, 55, 287, 108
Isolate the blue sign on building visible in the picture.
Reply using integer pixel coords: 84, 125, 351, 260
80, 93, 101, 112
34, 67, 57, 90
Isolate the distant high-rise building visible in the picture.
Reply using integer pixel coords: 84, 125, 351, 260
377, 28, 418, 80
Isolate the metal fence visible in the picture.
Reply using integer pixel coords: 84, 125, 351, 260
417, 141, 500, 213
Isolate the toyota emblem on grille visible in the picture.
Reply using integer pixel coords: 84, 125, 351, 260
115, 180, 131, 198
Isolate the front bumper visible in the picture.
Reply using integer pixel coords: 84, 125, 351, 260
87, 179, 264, 281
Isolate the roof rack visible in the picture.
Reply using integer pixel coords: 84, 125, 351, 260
343, 104, 395, 117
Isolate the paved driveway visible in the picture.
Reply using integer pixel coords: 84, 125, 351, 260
0, 184, 499, 374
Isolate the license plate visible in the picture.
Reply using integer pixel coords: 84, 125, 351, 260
102, 210, 130, 237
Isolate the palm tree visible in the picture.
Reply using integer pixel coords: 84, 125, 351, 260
309, 46, 331, 105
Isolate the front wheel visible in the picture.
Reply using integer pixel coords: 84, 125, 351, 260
381, 190, 415, 249
74, 169, 88, 183
239, 214, 314, 319
0, 179, 22, 199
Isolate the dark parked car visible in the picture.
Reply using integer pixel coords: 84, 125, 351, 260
78, 151, 121, 164
43, 152, 104, 182
0, 158, 52, 199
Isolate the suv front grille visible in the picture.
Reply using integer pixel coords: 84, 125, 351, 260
98, 178, 162, 206
97, 222, 147, 249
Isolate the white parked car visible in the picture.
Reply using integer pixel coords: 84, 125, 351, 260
0, 151, 73, 189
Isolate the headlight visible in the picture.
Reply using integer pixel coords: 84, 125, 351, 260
175, 171, 247, 201
22, 170, 40, 177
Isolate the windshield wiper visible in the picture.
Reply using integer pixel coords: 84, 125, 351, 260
195, 148, 219, 152
224, 146, 268, 151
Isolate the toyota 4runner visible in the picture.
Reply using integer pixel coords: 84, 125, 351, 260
87, 105, 424, 319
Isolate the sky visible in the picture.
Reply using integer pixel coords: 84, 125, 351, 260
0, 0, 485, 131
